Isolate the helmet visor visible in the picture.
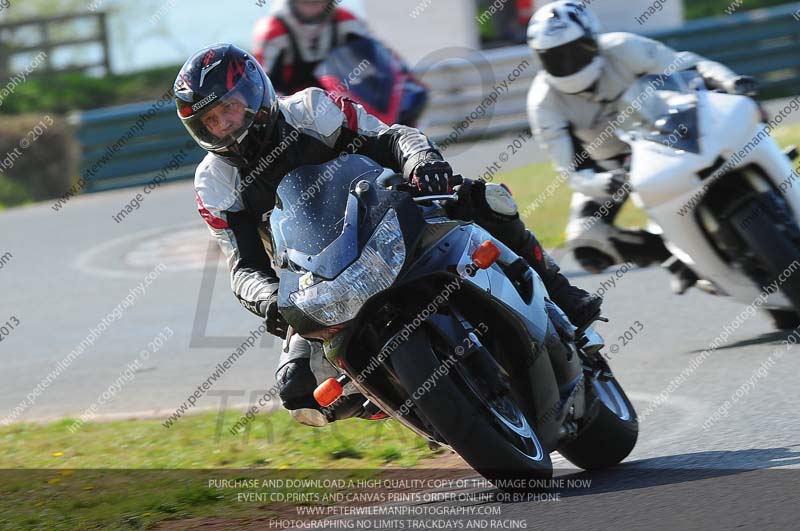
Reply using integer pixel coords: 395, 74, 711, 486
537, 36, 598, 78
181, 71, 265, 151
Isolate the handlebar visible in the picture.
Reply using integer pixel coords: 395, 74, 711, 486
376, 171, 465, 203
412, 194, 459, 203
405, 173, 464, 203
377, 172, 465, 190
377, 173, 405, 189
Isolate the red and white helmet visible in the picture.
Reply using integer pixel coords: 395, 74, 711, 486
527, 1, 604, 94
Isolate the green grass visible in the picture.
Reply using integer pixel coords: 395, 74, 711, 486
0, 410, 437, 530
766, 121, 800, 148
0, 174, 33, 210
0, 65, 181, 116
0, 411, 432, 469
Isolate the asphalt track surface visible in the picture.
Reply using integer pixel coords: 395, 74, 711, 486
2, 124, 799, 528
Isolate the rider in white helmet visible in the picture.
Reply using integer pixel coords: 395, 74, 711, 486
526, 1, 756, 293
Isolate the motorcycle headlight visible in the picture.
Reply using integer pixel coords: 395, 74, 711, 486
289, 209, 406, 326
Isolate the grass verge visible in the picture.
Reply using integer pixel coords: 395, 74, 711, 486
0, 410, 439, 530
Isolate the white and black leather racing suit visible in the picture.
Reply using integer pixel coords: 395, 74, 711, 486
195, 87, 598, 424
528, 32, 740, 272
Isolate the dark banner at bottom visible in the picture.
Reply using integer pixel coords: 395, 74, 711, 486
1, 467, 798, 530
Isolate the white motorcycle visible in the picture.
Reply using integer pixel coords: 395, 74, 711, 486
613, 71, 800, 328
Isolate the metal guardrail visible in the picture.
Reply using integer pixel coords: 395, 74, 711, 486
71, 2, 800, 192
70, 99, 206, 193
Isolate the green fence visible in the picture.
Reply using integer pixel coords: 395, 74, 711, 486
70, 98, 205, 193
649, 3, 800, 95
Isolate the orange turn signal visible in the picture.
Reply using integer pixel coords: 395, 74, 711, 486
314, 378, 344, 407
472, 240, 501, 269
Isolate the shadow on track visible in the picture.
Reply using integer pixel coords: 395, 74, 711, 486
459, 446, 800, 505
451, 448, 800, 530
452, 447, 800, 506
687, 330, 796, 353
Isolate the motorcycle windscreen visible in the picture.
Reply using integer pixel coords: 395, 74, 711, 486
314, 37, 396, 115
619, 73, 701, 153
270, 156, 383, 280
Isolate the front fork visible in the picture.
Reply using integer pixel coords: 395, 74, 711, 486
446, 307, 512, 398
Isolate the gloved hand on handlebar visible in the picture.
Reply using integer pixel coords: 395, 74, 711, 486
569, 169, 628, 198
723, 75, 758, 97
408, 159, 455, 196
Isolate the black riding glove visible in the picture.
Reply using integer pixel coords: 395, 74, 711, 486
408, 160, 454, 196
727, 75, 758, 97
265, 292, 289, 338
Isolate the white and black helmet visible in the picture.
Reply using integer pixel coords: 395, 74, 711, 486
527, 1, 604, 94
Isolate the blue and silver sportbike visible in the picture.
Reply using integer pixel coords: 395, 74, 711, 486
270, 155, 637, 484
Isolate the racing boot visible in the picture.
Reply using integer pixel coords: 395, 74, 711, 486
286, 396, 379, 427
608, 228, 672, 268
276, 357, 330, 427
277, 357, 374, 427
609, 229, 698, 294
663, 256, 699, 295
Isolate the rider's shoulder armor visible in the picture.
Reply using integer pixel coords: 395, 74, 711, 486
278, 87, 345, 148
600, 32, 669, 77
194, 152, 243, 215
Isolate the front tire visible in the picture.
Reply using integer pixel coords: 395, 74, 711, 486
730, 195, 800, 311
558, 375, 638, 470
391, 327, 552, 484
766, 309, 800, 330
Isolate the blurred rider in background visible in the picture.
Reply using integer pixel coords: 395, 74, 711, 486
253, 0, 371, 96
526, 1, 757, 294
252, 0, 428, 126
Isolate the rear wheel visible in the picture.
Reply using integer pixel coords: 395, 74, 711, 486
558, 374, 638, 470
391, 326, 552, 485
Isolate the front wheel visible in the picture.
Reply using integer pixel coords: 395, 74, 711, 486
558, 374, 638, 470
391, 326, 552, 485
730, 194, 800, 311
766, 309, 800, 330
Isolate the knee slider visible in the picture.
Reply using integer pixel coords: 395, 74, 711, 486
470, 181, 520, 231
484, 182, 518, 219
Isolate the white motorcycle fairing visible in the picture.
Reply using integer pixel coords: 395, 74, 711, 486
622, 77, 799, 309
